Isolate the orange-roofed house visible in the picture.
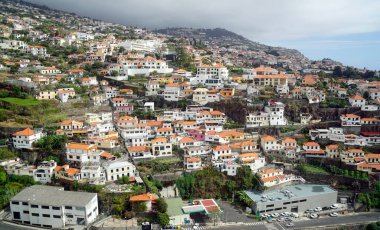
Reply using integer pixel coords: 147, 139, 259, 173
127, 145, 153, 161
239, 153, 266, 172
151, 137, 173, 157
326, 144, 340, 158
185, 156, 202, 171
27, 45, 48, 57
196, 64, 228, 79
230, 141, 258, 153
253, 74, 288, 87
130, 193, 158, 212
60, 120, 84, 130
163, 83, 181, 102
196, 110, 227, 125
179, 136, 199, 149
12, 128, 44, 149
349, 95, 366, 107
66, 143, 100, 164
252, 66, 279, 75
281, 138, 297, 150
212, 145, 232, 160
361, 118, 380, 125
54, 165, 81, 181
260, 136, 280, 152
157, 127, 173, 137
341, 149, 365, 164
40, 66, 61, 75
340, 114, 361, 126
302, 141, 326, 157
364, 154, 380, 164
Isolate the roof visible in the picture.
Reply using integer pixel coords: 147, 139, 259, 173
65, 168, 80, 176
179, 137, 195, 143
261, 135, 277, 141
165, 198, 186, 217
342, 114, 361, 118
128, 146, 148, 152
213, 145, 230, 151
365, 154, 380, 159
347, 149, 364, 153
303, 142, 320, 147
99, 151, 114, 159
282, 138, 296, 143
130, 193, 158, 202
245, 184, 337, 205
11, 185, 96, 207
326, 144, 339, 149
66, 143, 96, 150
350, 95, 365, 100
13, 128, 34, 136
186, 157, 201, 163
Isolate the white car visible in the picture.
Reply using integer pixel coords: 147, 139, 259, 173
314, 207, 322, 212
330, 204, 339, 209
310, 214, 319, 219
292, 213, 299, 218
329, 212, 338, 217
305, 209, 314, 213
271, 213, 280, 218
286, 223, 295, 227
193, 223, 200, 229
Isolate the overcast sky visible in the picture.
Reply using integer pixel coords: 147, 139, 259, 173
26, 0, 380, 70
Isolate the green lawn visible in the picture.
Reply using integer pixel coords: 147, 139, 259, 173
298, 164, 330, 175
0, 97, 40, 106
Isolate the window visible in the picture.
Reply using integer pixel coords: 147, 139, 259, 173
291, 201, 299, 204
283, 202, 290, 205
53, 215, 61, 219
41, 205, 49, 209
22, 202, 28, 205
266, 204, 274, 208
65, 206, 72, 210
31, 213, 39, 217
11, 201, 19, 205
275, 208, 282, 211
31, 204, 38, 208
52, 206, 60, 210
13, 212, 21, 219
23, 211, 29, 214
300, 199, 307, 202
42, 214, 50, 218
66, 214, 74, 218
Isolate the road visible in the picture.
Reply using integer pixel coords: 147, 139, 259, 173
214, 212, 380, 230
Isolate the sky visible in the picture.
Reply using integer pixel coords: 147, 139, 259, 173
26, 0, 380, 70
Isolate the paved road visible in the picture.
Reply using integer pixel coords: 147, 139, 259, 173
0, 222, 35, 230
215, 212, 380, 230
217, 201, 256, 223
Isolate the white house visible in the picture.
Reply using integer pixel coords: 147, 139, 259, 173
12, 128, 44, 149
10, 185, 98, 228
340, 114, 361, 126
349, 95, 366, 107
103, 159, 136, 182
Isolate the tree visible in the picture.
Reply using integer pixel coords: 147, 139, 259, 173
333, 66, 343, 78
117, 176, 130, 184
0, 171, 7, 185
366, 223, 380, 230
9, 65, 19, 74
111, 70, 118, 76
156, 198, 168, 213
157, 212, 170, 227
235, 166, 254, 190
0, 148, 17, 161
133, 201, 147, 213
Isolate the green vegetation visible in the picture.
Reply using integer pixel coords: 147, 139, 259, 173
280, 127, 297, 133
143, 176, 163, 194
296, 164, 330, 175
176, 166, 261, 201
157, 212, 170, 226
34, 135, 67, 152
138, 157, 182, 174
117, 176, 130, 184
0, 97, 40, 106
0, 148, 17, 161
358, 182, 380, 210
319, 97, 348, 108
0, 167, 36, 209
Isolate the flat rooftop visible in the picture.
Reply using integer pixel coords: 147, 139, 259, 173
11, 185, 97, 207
245, 184, 337, 204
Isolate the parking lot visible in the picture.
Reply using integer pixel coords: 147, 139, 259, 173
217, 201, 257, 223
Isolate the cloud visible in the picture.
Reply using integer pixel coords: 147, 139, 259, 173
25, 0, 380, 43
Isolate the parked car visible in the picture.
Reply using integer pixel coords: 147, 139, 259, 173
305, 209, 314, 213
330, 204, 339, 209
291, 213, 299, 218
277, 217, 285, 222
271, 213, 280, 218
314, 207, 322, 212
329, 212, 338, 217
286, 222, 295, 227
310, 214, 319, 219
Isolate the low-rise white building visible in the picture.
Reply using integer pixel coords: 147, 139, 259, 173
10, 185, 98, 228
12, 128, 44, 149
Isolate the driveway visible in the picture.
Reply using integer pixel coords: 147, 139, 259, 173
217, 200, 257, 223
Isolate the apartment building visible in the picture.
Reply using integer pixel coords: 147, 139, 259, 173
12, 128, 44, 149
10, 185, 98, 228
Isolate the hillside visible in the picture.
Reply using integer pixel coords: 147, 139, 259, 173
155, 27, 308, 63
